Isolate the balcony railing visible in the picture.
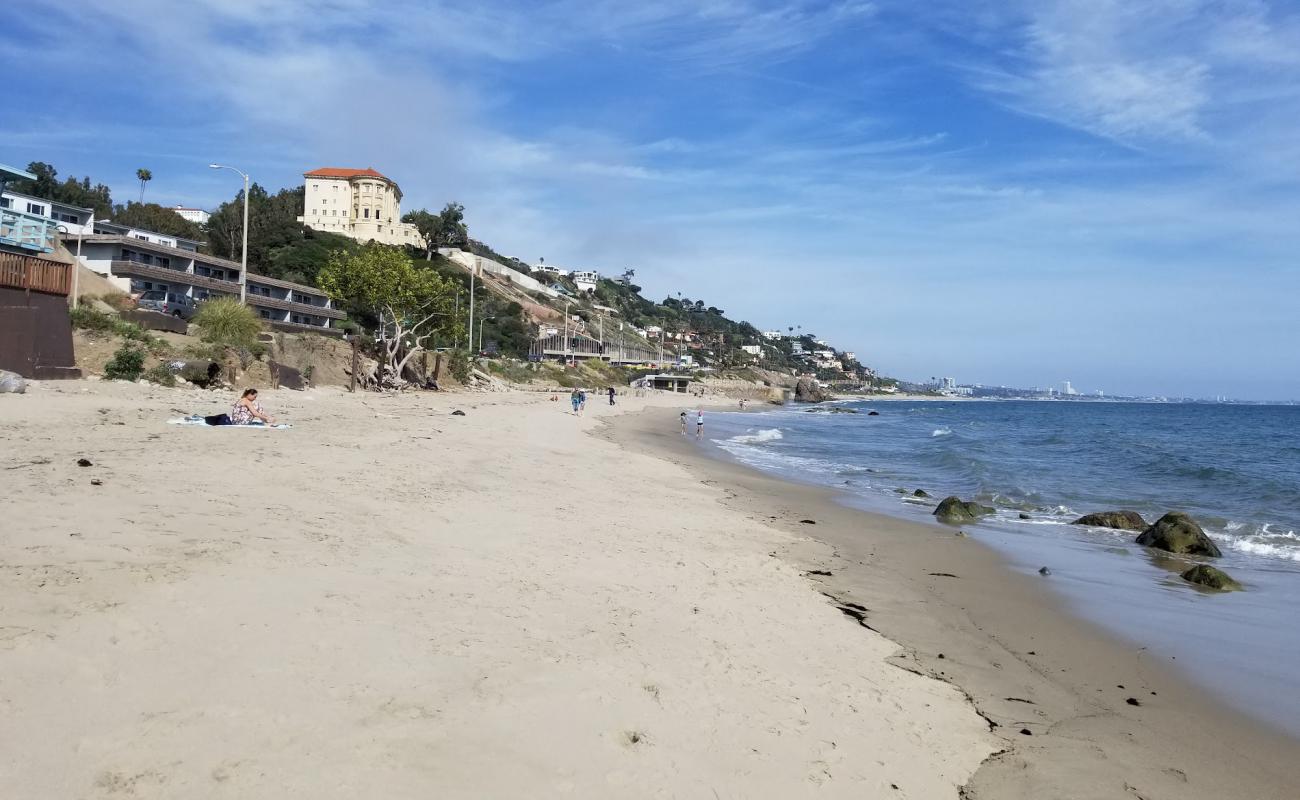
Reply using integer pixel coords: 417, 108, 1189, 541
0, 207, 58, 252
0, 252, 72, 296
245, 293, 347, 319
109, 260, 239, 293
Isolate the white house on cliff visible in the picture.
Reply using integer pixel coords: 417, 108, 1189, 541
297, 167, 424, 248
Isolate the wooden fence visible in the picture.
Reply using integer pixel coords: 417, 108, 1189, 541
0, 252, 72, 296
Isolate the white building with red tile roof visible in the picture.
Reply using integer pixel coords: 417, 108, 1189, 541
296, 167, 424, 248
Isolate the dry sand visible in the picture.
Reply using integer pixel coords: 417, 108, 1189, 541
1, 382, 993, 798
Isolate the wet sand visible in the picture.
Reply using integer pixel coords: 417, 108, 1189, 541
606, 407, 1300, 799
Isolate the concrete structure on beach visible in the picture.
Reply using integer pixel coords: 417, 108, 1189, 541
297, 167, 424, 248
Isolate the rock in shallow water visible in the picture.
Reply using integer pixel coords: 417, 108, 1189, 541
1135, 512, 1222, 557
1181, 564, 1242, 591
1073, 510, 1147, 531
933, 496, 995, 524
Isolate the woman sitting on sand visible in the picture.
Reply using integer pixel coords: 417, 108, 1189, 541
231, 388, 276, 425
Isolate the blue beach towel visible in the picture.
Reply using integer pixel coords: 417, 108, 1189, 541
168, 416, 292, 429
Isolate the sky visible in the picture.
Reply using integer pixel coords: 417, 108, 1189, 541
4, 0, 1299, 399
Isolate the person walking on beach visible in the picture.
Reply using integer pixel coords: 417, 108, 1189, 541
579, 389, 588, 414
695, 408, 704, 439
570, 388, 582, 416
680, 410, 688, 434
608, 387, 616, 406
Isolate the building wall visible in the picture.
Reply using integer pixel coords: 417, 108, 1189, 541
301, 174, 423, 247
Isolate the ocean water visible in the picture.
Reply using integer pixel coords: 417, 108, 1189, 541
702, 400, 1300, 736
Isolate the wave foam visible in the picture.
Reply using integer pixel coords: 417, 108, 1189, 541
728, 428, 783, 445
932, 428, 953, 437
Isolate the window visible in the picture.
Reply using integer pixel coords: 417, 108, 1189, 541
135, 234, 149, 240
260, 309, 274, 319
332, 209, 337, 216
312, 208, 317, 214
312, 184, 318, 190
27, 202, 46, 215
322, 199, 328, 205
0, 197, 10, 209
342, 211, 347, 217
364, 208, 370, 218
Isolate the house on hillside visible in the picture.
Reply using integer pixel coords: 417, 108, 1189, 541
297, 167, 423, 248
1, 188, 94, 237
173, 206, 210, 225
572, 270, 599, 293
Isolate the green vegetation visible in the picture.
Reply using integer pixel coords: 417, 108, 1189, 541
319, 245, 460, 381
8, 161, 113, 218
142, 364, 176, 387
135, 168, 152, 204
195, 297, 263, 346
69, 307, 168, 354
111, 202, 204, 240
103, 345, 145, 381
402, 202, 467, 259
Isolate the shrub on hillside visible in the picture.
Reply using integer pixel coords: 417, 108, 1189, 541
103, 345, 145, 381
195, 297, 262, 346
142, 364, 176, 387
69, 306, 116, 332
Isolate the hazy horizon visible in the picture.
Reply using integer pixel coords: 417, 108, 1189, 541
5, 1, 1298, 399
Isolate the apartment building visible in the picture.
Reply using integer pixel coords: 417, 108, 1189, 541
1, 187, 95, 243
65, 221, 344, 334
173, 206, 210, 224
296, 167, 424, 248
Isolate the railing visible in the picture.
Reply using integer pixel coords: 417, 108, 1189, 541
0, 208, 58, 252
109, 260, 238, 293
245, 293, 347, 319
0, 252, 72, 295
529, 333, 660, 364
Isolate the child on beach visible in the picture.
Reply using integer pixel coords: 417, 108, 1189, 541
695, 409, 704, 439
680, 410, 688, 434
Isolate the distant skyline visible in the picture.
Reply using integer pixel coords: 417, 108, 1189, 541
4, 1, 1298, 399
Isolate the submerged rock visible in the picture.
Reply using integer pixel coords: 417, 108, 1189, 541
828, 407, 859, 414
867, 410, 880, 416
1136, 512, 1222, 557
1181, 564, 1242, 591
1073, 511, 1147, 531
913, 489, 931, 498
933, 496, 995, 524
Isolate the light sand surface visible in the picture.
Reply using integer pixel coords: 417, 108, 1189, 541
0, 382, 993, 798
611, 408, 1300, 800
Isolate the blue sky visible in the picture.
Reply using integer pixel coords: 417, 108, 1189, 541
5, 0, 1299, 399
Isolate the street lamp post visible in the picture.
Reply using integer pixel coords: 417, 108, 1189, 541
56, 224, 84, 308
208, 164, 249, 303
478, 317, 494, 354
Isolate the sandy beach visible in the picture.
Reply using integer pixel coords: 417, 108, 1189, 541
1, 382, 993, 799
611, 408, 1300, 799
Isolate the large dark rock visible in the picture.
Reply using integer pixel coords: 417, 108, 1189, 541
1181, 565, 1241, 591
933, 496, 995, 524
794, 377, 829, 403
1135, 512, 1222, 557
1073, 511, 1147, 531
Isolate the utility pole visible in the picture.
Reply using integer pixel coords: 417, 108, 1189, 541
467, 257, 478, 354
208, 164, 249, 303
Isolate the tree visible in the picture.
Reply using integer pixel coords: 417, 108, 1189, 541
111, 202, 204, 240
318, 244, 460, 385
402, 202, 467, 258
9, 162, 113, 218
136, 168, 152, 204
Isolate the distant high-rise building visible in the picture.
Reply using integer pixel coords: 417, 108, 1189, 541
1063, 380, 1077, 396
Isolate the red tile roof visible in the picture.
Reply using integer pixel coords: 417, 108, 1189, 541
303, 167, 391, 180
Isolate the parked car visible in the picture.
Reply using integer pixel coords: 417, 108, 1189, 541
136, 290, 199, 320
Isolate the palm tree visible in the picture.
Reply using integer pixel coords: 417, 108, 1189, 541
136, 168, 152, 204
